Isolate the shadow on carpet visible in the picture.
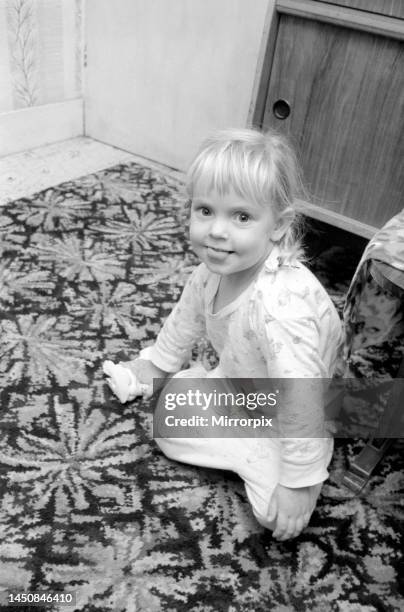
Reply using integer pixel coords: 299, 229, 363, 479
0, 162, 403, 611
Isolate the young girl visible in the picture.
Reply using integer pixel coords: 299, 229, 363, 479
114, 128, 342, 540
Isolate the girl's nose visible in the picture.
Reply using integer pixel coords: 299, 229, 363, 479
209, 217, 228, 238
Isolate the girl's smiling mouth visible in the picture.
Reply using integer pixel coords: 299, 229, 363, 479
206, 245, 234, 254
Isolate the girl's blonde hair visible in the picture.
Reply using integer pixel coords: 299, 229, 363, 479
186, 127, 306, 262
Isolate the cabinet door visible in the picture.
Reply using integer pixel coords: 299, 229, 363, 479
262, 15, 404, 231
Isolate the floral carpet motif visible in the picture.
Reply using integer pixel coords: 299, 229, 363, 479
0, 162, 403, 611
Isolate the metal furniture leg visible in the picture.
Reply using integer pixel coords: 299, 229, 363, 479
342, 438, 392, 493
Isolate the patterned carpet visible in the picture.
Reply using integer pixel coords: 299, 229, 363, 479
0, 162, 403, 611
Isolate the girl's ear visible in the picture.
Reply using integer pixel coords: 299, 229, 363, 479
270, 212, 293, 242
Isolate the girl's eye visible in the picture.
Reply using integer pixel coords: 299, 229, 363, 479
191, 203, 211, 216
237, 212, 250, 223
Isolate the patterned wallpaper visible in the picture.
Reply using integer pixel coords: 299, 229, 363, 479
0, 0, 83, 113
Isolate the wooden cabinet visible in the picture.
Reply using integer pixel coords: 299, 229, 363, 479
253, 0, 404, 237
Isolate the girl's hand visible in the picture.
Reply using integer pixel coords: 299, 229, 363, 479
268, 483, 322, 541
120, 359, 168, 393
103, 359, 168, 403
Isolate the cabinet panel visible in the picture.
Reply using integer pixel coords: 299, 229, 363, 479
314, 0, 404, 20
262, 15, 404, 229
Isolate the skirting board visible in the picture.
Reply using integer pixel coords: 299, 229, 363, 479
0, 99, 83, 157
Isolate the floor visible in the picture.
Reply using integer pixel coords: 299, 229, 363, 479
0, 137, 185, 206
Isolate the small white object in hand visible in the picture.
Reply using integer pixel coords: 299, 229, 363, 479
103, 360, 150, 403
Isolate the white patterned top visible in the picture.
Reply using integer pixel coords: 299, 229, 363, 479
146, 246, 343, 487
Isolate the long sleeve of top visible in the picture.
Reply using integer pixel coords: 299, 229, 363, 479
247, 254, 342, 487
144, 266, 207, 373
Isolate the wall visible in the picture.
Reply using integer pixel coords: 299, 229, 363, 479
0, 0, 83, 156
85, 0, 274, 170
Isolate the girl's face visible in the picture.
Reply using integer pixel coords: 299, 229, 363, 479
189, 180, 283, 283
